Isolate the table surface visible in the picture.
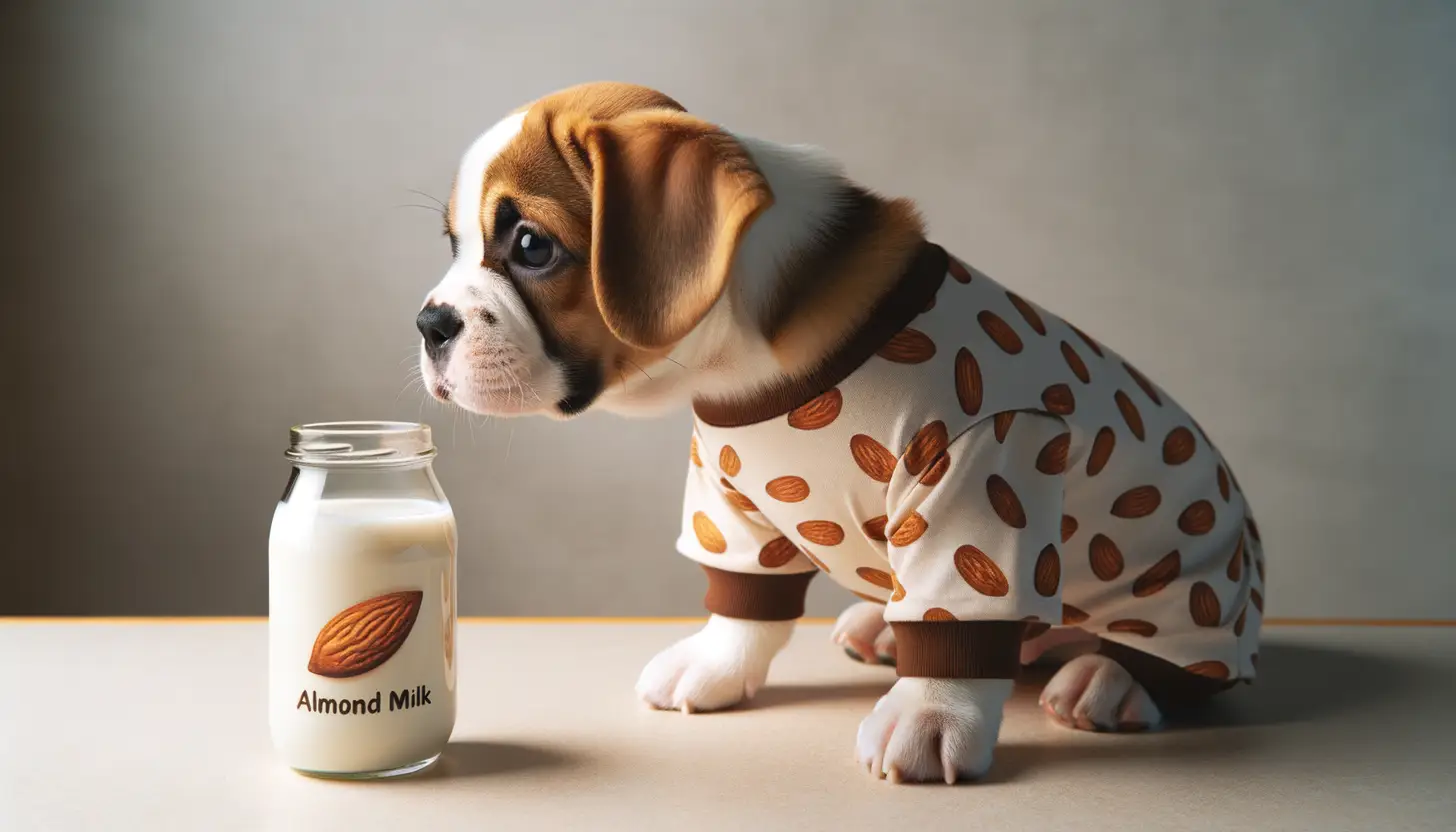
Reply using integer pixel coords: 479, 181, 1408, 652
2, 619, 1453, 831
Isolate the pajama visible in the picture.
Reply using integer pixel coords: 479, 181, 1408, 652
678, 243, 1264, 687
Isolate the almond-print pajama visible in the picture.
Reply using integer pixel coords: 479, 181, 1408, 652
677, 244, 1263, 693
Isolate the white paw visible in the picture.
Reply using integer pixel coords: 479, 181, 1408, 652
1040, 653, 1162, 732
854, 677, 1011, 784
635, 615, 794, 713
832, 601, 895, 665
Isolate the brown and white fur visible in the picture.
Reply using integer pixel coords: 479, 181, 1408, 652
418, 83, 1156, 783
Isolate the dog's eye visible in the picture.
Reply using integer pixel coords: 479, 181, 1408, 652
511, 229, 557, 271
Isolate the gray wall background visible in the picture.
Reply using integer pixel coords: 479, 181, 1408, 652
3, 0, 1453, 618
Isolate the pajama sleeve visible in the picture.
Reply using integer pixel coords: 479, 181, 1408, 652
882, 411, 1068, 678
676, 432, 819, 621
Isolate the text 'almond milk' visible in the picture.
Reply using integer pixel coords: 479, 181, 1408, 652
268, 422, 457, 778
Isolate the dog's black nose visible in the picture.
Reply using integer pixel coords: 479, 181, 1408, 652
416, 303, 464, 358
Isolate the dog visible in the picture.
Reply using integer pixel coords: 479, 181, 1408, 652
417, 82, 1263, 784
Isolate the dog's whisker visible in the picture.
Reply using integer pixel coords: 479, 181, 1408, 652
406, 188, 447, 210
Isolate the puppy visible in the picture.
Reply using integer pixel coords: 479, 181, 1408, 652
417, 82, 1263, 783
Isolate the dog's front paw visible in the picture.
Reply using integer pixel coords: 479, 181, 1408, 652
635, 614, 794, 713
854, 677, 1012, 784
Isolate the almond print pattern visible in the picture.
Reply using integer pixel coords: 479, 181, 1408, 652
1178, 500, 1216, 535
955, 545, 1009, 596
1041, 383, 1076, 415
955, 348, 983, 416
1061, 341, 1091, 383
1036, 433, 1072, 475
1124, 362, 1163, 406
1185, 660, 1230, 680
889, 512, 929, 547
1227, 535, 1245, 582
798, 520, 845, 546
721, 481, 758, 513
993, 411, 1017, 443
1162, 427, 1196, 465
787, 388, 842, 430
690, 436, 702, 467
890, 572, 906, 602
978, 311, 1024, 355
948, 258, 973, 284
1107, 619, 1158, 637
918, 453, 950, 487
1069, 324, 1103, 357
765, 475, 810, 503
856, 567, 895, 590
693, 512, 727, 554
923, 607, 957, 622
862, 515, 889, 542
1251, 588, 1264, 613
904, 421, 949, 477
308, 590, 423, 678
1217, 466, 1231, 501
986, 475, 1027, 528
850, 434, 896, 483
1062, 604, 1091, 625
1087, 427, 1115, 476
1115, 390, 1145, 440
1133, 551, 1181, 597
718, 445, 741, 477
1111, 485, 1162, 518
1006, 292, 1047, 335
1190, 581, 1222, 627
1034, 544, 1061, 597
802, 550, 832, 573
1089, 534, 1125, 581
878, 329, 937, 363
1061, 514, 1079, 543
1246, 516, 1261, 542
758, 537, 800, 568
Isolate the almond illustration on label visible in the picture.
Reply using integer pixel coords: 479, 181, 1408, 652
765, 475, 810, 503
986, 474, 1027, 528
978, 310, 1023, 355
1089, 533, 1125, 581
955, 545, 1009, 596
1060, 341, 1090, 383
1036, 432, 1072, 475
1190, 581, 1222, 627
850, 434, 896, 483
1006, 291, 1047, 336
1162, 427, 1196, 465
888, 512, 929, 547
797, 520, 845, 546
1087, 426, 1116, 476
1133, 550, 1181, 597
904, 421, 949, 477
693, 511, 727, 553
1034, 544, 1061, 597
856, 566, 895, 590
787, 388, 842, 430
1114, 390, 1145, 440
954, 347, 983, 416
1107, 619, 1158, 637
758, 537, 800, 569
308, 590, 423, 679
862, 515, 889, 542
718, 445, 741, 477
1041, 383, 1076, 415
1111, 485, 1162, 518
993, 411, 1016, 443
877, 328, 937, 363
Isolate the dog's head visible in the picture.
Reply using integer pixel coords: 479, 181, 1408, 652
416, 83, 774, 418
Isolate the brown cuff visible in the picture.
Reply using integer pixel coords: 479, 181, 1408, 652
701, 565, 816, 621
891, 621, 1027, 678
1096, 639, 1236, 706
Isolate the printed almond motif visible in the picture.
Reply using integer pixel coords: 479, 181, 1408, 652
986, 475, 1027, 528
308, 590, 423, 679
955, 545, 1009, 596
1246, 515, 1261, 542
1114, 390, 1145, 440
890, 572, 907, 602
1034, 544, 1061, 597
978, 310, 1024, 355
878, 329, 937, 363
1036, 432, 1072, 475
690, 435, 702, 467
718, 445, 741, 477
758, 537, 800, 568
889, 512, 929, 547
1069, 324, 1103, 357
918, 452, 950, 487
1111, 485, 1162, 518
1178, 500, 1216, 535
955, 348, 983, 416
850, 434, 896, 483
904, 421, 949, 477
1190, 581, 1222, 627
1255, 556, 1265, 583
923, 607, 957, 621
862, 515, 889, 542
803, 550, 832, 573
787, 388, 843, 430
1087, 427, 1115, 476
948, 258, 973, 284
1133, 550, 1181, 597
1107, 619, 1158, 637
1061, 514, 1079, 543
1061, 341, 1090, 383
693, 512, 727, 554
765, 475, 811, 503
856, 567, 895, 590
1217, 466, 1231, 502
798, 520, 845, 546
1162, 427, 1196, 465
993, 411, 1017, 442
1227, 535, 1245, 582
1061, 603, 1091, 625
1041, 383, 1076, 415
1124, 362, 1163, 406
1089, 534, 1125, 581
723, 487, 758, 513
1006, 291, 1047, 335
1251, 588, 1264, 613
1184, 660, 1231, 680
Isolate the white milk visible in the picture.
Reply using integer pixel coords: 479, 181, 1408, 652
269, 472, 458, 777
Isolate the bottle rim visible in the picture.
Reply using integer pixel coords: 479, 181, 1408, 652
285, 421, 436, 467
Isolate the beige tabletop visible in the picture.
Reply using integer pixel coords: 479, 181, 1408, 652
1, 619, 1452, 831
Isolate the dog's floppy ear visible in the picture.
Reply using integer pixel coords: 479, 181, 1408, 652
576, 110, 772, 350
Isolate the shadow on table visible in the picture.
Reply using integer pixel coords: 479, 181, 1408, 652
747, 681, 891, 709
428, 740, 584, 780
